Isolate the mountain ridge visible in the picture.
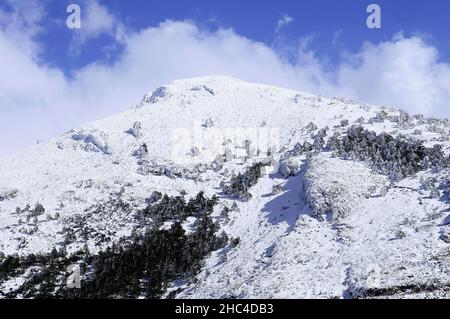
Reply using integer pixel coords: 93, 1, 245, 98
1, 76, 449, 298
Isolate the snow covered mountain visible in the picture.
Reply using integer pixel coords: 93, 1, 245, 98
0, 76, 449, 298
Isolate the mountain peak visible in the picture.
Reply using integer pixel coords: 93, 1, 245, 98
1, 77, 450, 298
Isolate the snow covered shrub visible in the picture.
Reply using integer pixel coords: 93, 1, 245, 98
202, 117, 214, 128
133, 143, 148, 158
304, 154, 388, 221
0, 191, 226, 298
29, 203, 45, 217
430, 188, 440, 199
145, 191, 162, 204
395, 230, 407, 239
220, 206, 230, 223
440, 229, 450, 244
230, 237, 240, 247
304, 178, 350, 220
312, 128, 328, 151
284, 141, 311, 158
222, 162, 265, 200
137, 160, 162, 176
137, 159, 206, 180
398, 110, 414, 129
55, 191, 226, 299
387, 115, 399, 123
0, 192, 228, 298
224, 146, 235, 162
243, 139, 254, 161
379, 185, 389, 197
420, 177, 441, 198
328, 126, 448, 179
140, 191, 219, 225
191, 85, 215, 95
190, 146, 200, 157
428, 124, 447, 135
272, 184, 283, 195
71, 129, 112, 154
420, 177, 437, 190
413, 113, 426, 125
163, 163, 183, 178
278, 156, 303, 178
63, 228, 77, 245
372, 110, 388, 123
138, 86, 171, 106
427, 117, 450, 128
305, 122, 318, 132
340, 119, 349, 127
0, 188, 18, 201
212, 154, 224, 172
127, 121, 142, 138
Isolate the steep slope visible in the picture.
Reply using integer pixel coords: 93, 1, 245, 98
0, 76, 449, 298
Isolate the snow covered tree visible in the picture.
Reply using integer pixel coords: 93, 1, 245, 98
305, 122, 318, 132
327, 126, 448, 179
134, 143, 148, 158
272, 184, 283, 195
222, 163, 265, 200
340, 119, 349, 127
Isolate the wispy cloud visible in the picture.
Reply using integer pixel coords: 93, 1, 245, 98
0, 0, 46, 55
275, 14, 294, 32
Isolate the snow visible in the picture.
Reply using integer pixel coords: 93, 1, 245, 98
1, 75, 449, 298
303, 153, 388, 221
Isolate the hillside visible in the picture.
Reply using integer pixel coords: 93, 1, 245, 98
0, 76, 449, 298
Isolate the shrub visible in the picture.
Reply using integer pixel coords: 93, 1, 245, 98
327, 126, 448, 180
2, 192, 228, 299
222, 163, 265, 200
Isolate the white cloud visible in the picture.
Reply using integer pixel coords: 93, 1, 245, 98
70, 0, 124, 53
0, 0, 44, 34
275, 14, 294, 32
0, 0, 45, 56
1, 11, 450, 157
335, 36, 450, 115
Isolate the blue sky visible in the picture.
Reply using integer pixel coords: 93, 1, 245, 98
16, 0, 450, 74
1, 0, 450, 156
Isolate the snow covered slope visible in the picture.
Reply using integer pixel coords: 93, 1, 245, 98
0, 76, 449, 298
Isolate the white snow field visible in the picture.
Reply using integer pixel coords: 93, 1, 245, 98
0, 76, 449, 298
